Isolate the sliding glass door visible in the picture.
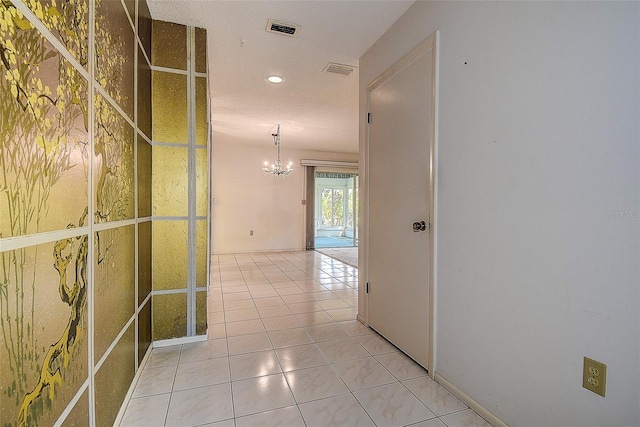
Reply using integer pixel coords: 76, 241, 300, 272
315, 172, 358, 248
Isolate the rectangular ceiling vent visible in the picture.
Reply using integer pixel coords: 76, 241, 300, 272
323, 62, 356, 76
266, 19, 300, 37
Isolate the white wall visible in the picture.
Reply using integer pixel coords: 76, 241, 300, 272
212, 136, 358, 253
359, 2, 640, 426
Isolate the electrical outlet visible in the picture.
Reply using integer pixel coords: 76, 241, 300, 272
249, 230, 254, 236
583, 357, 606, 397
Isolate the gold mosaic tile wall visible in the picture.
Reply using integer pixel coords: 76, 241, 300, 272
151, 20, 209, 341
0, 0, 208, 425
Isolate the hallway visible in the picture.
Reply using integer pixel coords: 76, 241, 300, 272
119, 251, 491, 426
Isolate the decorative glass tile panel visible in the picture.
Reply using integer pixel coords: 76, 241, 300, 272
153, 293, 187, 340
94, 92, 135, 222
137, 137, 152, 217
138, 0, 152, 58
95, 0, 135, 120
138, 300, 152, 365
152, 220, 188, 290
94, 225, 135, 362
152, 145, 188, 217
152, 71, 187, 143
196, 219, 208, 289
123, 0, 135, 23
196, 148, 209, 217
137, 46, 152, 138
138, 221, 152, 304
151, 20, 187, 70
60, 389, 89, 427
1, 239, 88, 426
23, 0, 89, 68
196, 76, 208, 146
1, 26, 88, 237
196, 290, 208, 335
94, 323, 135, 426
195, 27, 207, 73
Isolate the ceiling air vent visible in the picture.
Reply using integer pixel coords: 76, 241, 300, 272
323, 62, 356, 76
266, 19, 300, 37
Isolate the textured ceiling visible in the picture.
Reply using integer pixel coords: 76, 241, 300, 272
147, 0, 414, 153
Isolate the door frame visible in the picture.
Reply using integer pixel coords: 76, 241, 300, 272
363, 31, 438, 376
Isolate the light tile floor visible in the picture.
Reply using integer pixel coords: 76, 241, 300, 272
120, 251, 493, 427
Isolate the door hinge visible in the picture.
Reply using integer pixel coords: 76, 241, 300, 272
366, 282, 369, 293
367, 112, 371, 124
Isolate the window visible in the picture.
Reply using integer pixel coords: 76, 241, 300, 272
321, 188, 344, 227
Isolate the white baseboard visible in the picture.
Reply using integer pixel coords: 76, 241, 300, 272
435, 373, 509, 427
153, 334, 207, 348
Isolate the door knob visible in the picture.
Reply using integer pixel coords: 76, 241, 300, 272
412, 221, 427, 232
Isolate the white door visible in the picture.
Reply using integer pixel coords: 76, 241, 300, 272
366, 34, 437, 370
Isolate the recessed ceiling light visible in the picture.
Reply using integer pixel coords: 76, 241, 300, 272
266, 75, 284, 84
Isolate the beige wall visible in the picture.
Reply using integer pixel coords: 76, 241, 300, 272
360, 1, 639, 426
212, 137, 358, 254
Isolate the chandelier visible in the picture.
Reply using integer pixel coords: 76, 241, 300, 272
263, 124, 293, 176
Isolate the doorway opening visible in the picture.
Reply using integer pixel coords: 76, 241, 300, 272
314, 171, 358, 249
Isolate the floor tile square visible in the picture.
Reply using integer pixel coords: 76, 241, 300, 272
132, 365, 177, 398
268, 328, 313, 348
207, 310, 225, 325
316, 337, 369, 363
231, 373, 296, 417
317, 298, 350, 310
332, 356, 397, 391
338, 320, 375, 337
207, 323, 227, 339
257, 304, 293, 318
224, 307, 260, 322
287, 301, 323, 314
276, 286, 305, 296
326, 307, 358, 322
165, 383, 234, 426
406, 419, 448, 427
305, 323, 350, 342
262, 315, 301, 331
223, 299, 256, 311
225, 319, 265, 336
275, 343, 328, 372
198, 419, 235, 427
403, 377, 468, 416
180, 338, 228, 363
249, 287, 280, 298
285, 365, 350, 403
438, 409, 493, 427
375, 351, 428, 381
356, 333, 400, 355
295, 311, 334, 326
309, 291, 337, 301
355, 382, 435, 426
230, 350, 282, 380
235, 406, 305, 427
253, 296, 286, 307
223, 291, 252, 301
173, 357, 230, 391
222, 285, 249, 294
281, 294, 314, 304
299, 394, 375, 427
120, 393, 170, 426
227, 332, 273, 355
146, 346, 181, 369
